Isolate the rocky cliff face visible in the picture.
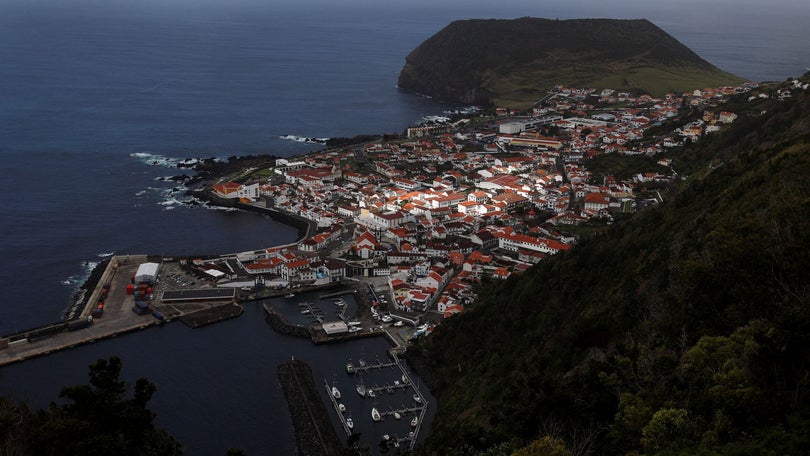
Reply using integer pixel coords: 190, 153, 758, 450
398, 18, 742, 106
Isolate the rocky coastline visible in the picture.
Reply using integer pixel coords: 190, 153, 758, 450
277, 359, 345, 456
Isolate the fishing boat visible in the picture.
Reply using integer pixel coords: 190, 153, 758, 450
371, 407, 381, 422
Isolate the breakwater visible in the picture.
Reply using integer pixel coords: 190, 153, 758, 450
263, 303, 312, 339
179, 302, 244, 328
277, 359, 345, 456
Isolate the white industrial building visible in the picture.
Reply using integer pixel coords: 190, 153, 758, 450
134, 262, 160, 285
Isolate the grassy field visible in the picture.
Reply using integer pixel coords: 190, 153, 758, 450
488, 63, 744, 108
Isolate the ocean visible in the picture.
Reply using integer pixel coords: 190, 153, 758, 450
0, 0, 808, 454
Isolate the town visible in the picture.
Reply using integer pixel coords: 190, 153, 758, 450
200, 78, 802, 335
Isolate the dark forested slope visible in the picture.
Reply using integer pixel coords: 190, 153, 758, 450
398, 18, 743, 107
413, 76, 810, 455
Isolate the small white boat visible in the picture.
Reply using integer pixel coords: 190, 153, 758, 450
368, 388, 376, 398
411, 416, 418, 427
394, 411, 401, 420
332, 386, 341, 399
371, 407, 381, 422
356, 383, 366, 397
394, 320, 404, 327
401, 374, 408, 384
382, 434, 390, 441
301, 309, 310, 314
284, 293, 295, 298
338, 403, 346, 413
413, 394, 421, 403
394, 380, 400, 386
346, 417, 354, 429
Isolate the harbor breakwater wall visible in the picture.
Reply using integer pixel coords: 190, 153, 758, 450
263, 303, 312, 339
277, 359, 344, 456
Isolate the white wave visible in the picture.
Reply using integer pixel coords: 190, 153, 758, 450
130, 151, 180, 168
61, 260, 99, 289
159, 198, 181, 206
279, 134, 330, 145
130, 152, 153, 158
135, 190, 148, 196
201, 204, 239, 212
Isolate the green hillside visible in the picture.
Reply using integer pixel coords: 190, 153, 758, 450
411, 76, 810, 455
398, 18, 744, 108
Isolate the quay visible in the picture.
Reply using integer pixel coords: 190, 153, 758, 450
0, 255, 242, 367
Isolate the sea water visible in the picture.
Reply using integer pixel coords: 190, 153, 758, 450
0, 1, 808, 454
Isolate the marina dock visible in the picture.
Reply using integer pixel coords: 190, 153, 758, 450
324, 379, 353, 436
340, 352, 428, 451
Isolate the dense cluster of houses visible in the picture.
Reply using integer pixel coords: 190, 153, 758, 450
211, 81, 764, 319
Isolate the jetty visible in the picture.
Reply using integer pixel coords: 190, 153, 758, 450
324, 379, 353, 436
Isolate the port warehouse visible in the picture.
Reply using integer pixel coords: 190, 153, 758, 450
161, 288, 236, 303
134, 262, 159, 284
322, 321, 349, 335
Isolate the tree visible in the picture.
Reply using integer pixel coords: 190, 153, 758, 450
511, 436, 570, 456
641, 408, 689, 452
27, 356, 183, 456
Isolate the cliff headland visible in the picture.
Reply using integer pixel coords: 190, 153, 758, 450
398, 18, 744, 107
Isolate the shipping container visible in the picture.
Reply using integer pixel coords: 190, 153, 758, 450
132, 305, 149, 316
68, 317, 93, 331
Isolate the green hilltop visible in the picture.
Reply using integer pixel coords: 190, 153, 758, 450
410, 75, 810, 455
398, 18, 744, 108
